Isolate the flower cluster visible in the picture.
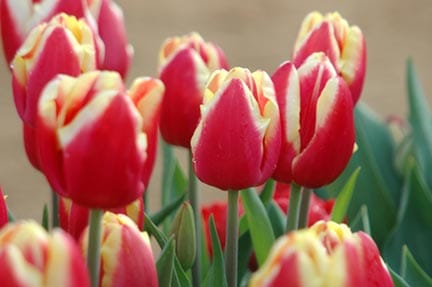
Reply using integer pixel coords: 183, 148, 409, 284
0, 1, 400, 287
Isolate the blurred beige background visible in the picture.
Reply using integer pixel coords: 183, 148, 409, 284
0, 0, 432, 219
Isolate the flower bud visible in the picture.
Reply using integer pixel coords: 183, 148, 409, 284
169, 202, 196, 269
59, 197, 144, 240
0, 221, 90, 287
37, 71, 147, 208
272, 54, 355, 188
249, 221, 394, 287
80, 212, 158, 287
292, 11, 366, 104
191, 67, 281, 190
158, 32, 229, 147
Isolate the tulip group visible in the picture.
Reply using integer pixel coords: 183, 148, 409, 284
249, 221, 394, 287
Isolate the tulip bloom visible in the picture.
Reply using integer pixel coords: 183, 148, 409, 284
127, 77, 165, 187
0, 188, 7, 228
272, 54, 355, 188
0, 0, 88, 65
191, 68, 281, 190
37, 71, 147, 208
59, 197, 144, 240
80, 212, 158, 287
0, 221, 90, 287
158, 32, 229, 147
292, 11, 366, 104
249, 221, 394, 287
87, 0, 133, 78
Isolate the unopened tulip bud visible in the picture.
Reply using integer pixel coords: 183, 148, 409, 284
80, 212, 158, 287
158, 32, 229, 147
0, 221, 90, 287
292, 11, 366, 104
191, 67, 281, 190
169, 202, 196, 269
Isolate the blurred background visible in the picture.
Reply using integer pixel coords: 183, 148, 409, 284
0, 0, 432, 219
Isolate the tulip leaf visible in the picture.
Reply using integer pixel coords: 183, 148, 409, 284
266, 202, 285, 238
150, 193, 187, 226
237, 232, 253, 280
202, 216, 227, 287
240, 188, 275, 266
383, 160, 432, 277
319, 103, 402, 246
199, 223, 211, 281
42, 204, 49, 231
157, 236, 175, 287
389, 266, 410, 287
349, 205, 371, 235
7, 208, 15, 222
331, 167, 361, 223
401, 246, 432, 287
406, 59, 432, 189
239, 215, 249, 236
259, 179, 275, 206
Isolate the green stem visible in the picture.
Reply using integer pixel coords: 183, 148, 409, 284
225, 190, 239, 287
286, 184, 303, 232
189, 151, 201, 286
298, 188, 312, 229
51, 191, 59, 228
87, 209, 103, 287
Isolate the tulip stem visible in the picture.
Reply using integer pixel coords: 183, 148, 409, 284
189, 151, 201, 286
226, 190, 239, 287
298, 188, 312, 228
51, 191, 59, 228
87, 209, 103, 287
286, 183, 303, 232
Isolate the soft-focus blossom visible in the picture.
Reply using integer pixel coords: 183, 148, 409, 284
249, 221, 394, 287
80, 212, 158, 287
191, 67, 281, 190
127, 77, 165, 187
292, 11, 366, 104
0, 221, 90, 287
87, 0, 133, 78
0, 0, 88, 65
158, 32, 229, 147
0, 188, 7, 228
36, 71, 147, 208
59, 197, 144, 240
272, 54, 355, 188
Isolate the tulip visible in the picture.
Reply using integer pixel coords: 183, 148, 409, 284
80, 212, 158, 287
272, 53, 355, 188
158, 32, 229, 147
292, 11, 366, 104
191, 67, 281, 190
87, 0, 133, 78
249, 221, 394, 287
0, 221, 90, 287
59, 197, 144, 240
0, 0, 88, 65
127, 77, 165, 187
0, 188, 7, 228
12, 13, 97, 127
36, 71, 147, 208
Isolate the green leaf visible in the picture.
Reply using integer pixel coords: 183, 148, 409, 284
266, 202, 285, 238
331, 168, 361, 223
42, 204, 49, 231
389, 266, 410, 287
401, 246, 432, 287
237, 232, 252, 281
259, 179, 275, 206
151, 193, 186, 226
240, 188, 275, 266
406, 59, 432, 188
7, 208, 15, 222
383, 160, 432, 276
349, 205, 371, 235
202, 216, 227, 287
319, 103, 401, 246
157, 237, 175, 287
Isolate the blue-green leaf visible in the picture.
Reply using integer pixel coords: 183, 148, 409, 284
349, 205, 371, 235
401, 246, 432, 287
157, 237, 175, 287
240, 188, 275, 266
331, 168, 361, 223
389, 266, 410, 287
151, 193, 186, 226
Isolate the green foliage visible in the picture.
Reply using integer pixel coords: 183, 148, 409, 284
330, 167, 360, 223
157, 237, 175, 287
